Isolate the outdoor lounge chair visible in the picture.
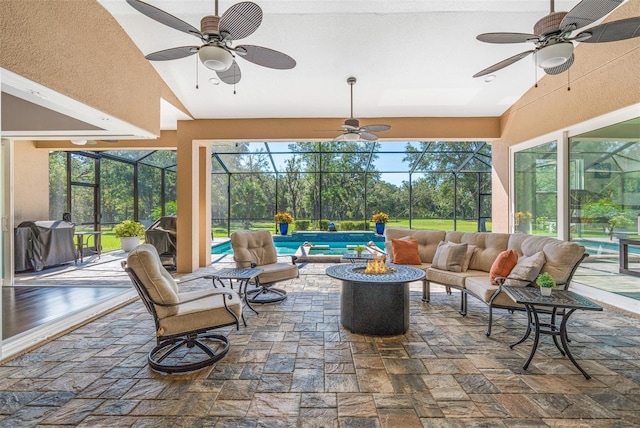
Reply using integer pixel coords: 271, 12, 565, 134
122, 244, 243, 373
230, 230, 299, 303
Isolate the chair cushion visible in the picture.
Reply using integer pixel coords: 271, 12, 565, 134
258, 262, 299, 285
158, 289, 243, 337
391, 239, 422, 265
431, 241, 468, 273
489, 250, 518, 285
127, 244, 180, 318
231, 230, 278, 266
503, 251, 546, 287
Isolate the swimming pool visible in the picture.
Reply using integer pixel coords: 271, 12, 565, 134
211, 231, 385, 256
574, 238, 640, 256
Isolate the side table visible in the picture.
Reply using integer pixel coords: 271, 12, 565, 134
208, 267, 263, 315
502, 286, 603, 379
74, 231, 102, 263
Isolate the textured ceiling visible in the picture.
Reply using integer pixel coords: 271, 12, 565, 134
98, 0, 602, 125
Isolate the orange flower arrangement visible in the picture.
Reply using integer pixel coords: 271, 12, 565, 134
372, 212, 389, 224
274, 212, 294, 224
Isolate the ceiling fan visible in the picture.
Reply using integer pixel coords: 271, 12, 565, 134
70, 139, 119, 146
473, 0, 640, 78
126, 0, 296, 85
322, 77, 391, 142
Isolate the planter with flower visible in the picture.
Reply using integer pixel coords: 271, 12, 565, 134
536, 272, 556, 296
274, 212, 294, 235
372, 212, 389, 235
114, 220, 146, 252
515, 211, 532, 233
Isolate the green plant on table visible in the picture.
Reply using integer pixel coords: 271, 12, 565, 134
114, 220, 145, 238
354, 245, 365, 256
536, 272, 556, 288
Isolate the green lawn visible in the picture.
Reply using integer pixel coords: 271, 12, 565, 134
212, 219, 492, 238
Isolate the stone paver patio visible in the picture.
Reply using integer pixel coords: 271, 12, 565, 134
1, 259, 640, 427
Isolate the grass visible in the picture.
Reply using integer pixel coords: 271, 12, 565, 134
212, 219, 492, 237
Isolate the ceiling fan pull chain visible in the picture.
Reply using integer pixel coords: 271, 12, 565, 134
567, 68, 571, 92
195, 54, 199, 89
534, 60, 538, 88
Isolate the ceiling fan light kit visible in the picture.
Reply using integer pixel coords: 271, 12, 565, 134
126, 0, 295, 86
198, 45, 233, 71
534, 42, 574, 68
473, 0, 640, 78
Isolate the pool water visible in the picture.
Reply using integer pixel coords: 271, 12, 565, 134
211, 231, 384, 256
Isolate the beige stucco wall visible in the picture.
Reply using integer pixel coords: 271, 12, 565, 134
491, 0, 640, 233
13, 141, 49, 224
0, 0, 189, 135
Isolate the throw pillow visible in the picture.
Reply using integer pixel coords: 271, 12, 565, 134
391, 239, 422, 265
489, 249, 519, 285
503, 252, 546, 287
431, 241, 468, 273
461, 244, 477, 272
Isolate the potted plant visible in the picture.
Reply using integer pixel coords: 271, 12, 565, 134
114, 220, 146, 252
536, 272, 556, 296
372, 212, 389, 235
274, 212, 294, 236
354, 245, 365, 257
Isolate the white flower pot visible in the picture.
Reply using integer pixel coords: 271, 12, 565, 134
120, 237, 141, 252
540, 287, 553, 296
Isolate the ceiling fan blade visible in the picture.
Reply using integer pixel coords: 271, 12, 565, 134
359, 132, 378, 141
235, 45, 296, 69
216, 60, 242, 84
543, 54, 575, 75
126, 0, 201, 37
560, 0, 623, 33
476, 32, 539, 44
473, 50, 535, 78
361, 124, 391, 133
576, 16, 640, 43
219, 1, 263, 40
145, 46, 199, 61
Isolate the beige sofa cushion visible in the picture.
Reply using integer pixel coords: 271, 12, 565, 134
158, 289, 243, 337
513, 235, 586, 285
385, 228, 446, 263
426, 268, 487, 288
127, 244, 180, 318
432, 241, 468, 272
231, 230, 278, 267
465, 276, 526, 308
446, 232, 510, 272
503, 252, 546, 286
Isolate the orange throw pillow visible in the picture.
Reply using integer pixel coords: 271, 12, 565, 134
489, 250, 519, 285
391, 239, 422, 265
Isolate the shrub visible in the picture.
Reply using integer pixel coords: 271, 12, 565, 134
295, 219, 311, 231
318, 219, 330, 230
114, 220, 145, 238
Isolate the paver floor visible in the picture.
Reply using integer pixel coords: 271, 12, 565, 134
1, 259, 640, 427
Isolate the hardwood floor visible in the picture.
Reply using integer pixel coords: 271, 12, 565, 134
2, 286, 130, 339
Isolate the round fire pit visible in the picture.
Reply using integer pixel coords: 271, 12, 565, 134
326, 263, 425, 336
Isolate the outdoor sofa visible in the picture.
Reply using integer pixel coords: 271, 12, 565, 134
384, 228, 587, 336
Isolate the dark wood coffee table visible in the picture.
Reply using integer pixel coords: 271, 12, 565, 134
326, 263, 425, 336
503, 286, 603, 379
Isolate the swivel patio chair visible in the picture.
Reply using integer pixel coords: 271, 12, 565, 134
123, 243, 243, 373
230, 230, 299, 303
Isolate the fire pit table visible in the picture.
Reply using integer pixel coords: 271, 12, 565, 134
326, 263, 425, 335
